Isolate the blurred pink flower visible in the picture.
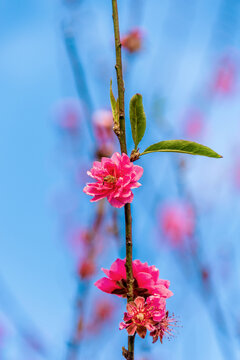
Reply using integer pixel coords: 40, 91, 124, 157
83, 152, 143, 208
201, 267, 210, 283
87, 298, 116, 334
211, 56, 236, 95
121, 28, 143, 53
160, 201, 195, 247
94, 258, 173, 299
92, 109, 114, 144
183, 109, 205, 140
52, 98, 82, 133
94, 299, 115, 322
78, 259, 96, 279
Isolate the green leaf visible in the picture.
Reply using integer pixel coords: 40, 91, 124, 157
129, 93, 146, 149
110, 80, 119, 127
141, 140, 222, 158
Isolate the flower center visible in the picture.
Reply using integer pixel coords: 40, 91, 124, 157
103, 175, 116, 184
136, 313, 145, 321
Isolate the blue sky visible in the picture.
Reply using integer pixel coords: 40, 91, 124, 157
1, 0, 240, 359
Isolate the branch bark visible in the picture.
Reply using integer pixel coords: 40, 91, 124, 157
111, 1, 135, 359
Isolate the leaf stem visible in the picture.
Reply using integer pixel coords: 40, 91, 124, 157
111, 1, 135, 359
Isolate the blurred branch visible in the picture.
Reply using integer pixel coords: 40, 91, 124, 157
139, 98, 236, 358
0, 273, 49, 358
66, 200, 105, 360
166, 154, 236, 359
63, 25, 94, 142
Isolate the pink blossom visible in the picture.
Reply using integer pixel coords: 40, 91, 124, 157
119, 296, 160, 338
150, 311, 177, 343
94, 258, 173, 299
121, 28, 143, 53
119, 295, 175, 340
160, 201, 195, 247
83, 152, 143, 208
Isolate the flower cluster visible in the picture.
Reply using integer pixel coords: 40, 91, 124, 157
95, 258, 175, 342
83, 152, 143, 208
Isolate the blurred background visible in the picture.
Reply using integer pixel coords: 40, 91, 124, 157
1, 0, 240, 359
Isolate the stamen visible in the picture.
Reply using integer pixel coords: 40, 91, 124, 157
136, 313, 144, 321
103, 175, 116, 183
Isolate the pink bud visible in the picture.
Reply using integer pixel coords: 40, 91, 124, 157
92, 109, 114, 144
121, 28, 143, 53
201, 268, 210, 282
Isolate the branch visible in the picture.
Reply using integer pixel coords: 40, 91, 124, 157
111, 0, 135, 359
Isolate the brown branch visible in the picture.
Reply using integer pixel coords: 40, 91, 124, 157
111, 0, 135, 359
111, 0, 127, 155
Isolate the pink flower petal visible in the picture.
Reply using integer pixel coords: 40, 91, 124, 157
126, 302, 137, 316
127, 324, 137, 336
108, 196, 125, 208
132, 165, 144, 181
94, 278, 119, 294
109, 258, 126, 280
134, 296, 145, 309
119, 322, 127, 330
136, 272, 155, 289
